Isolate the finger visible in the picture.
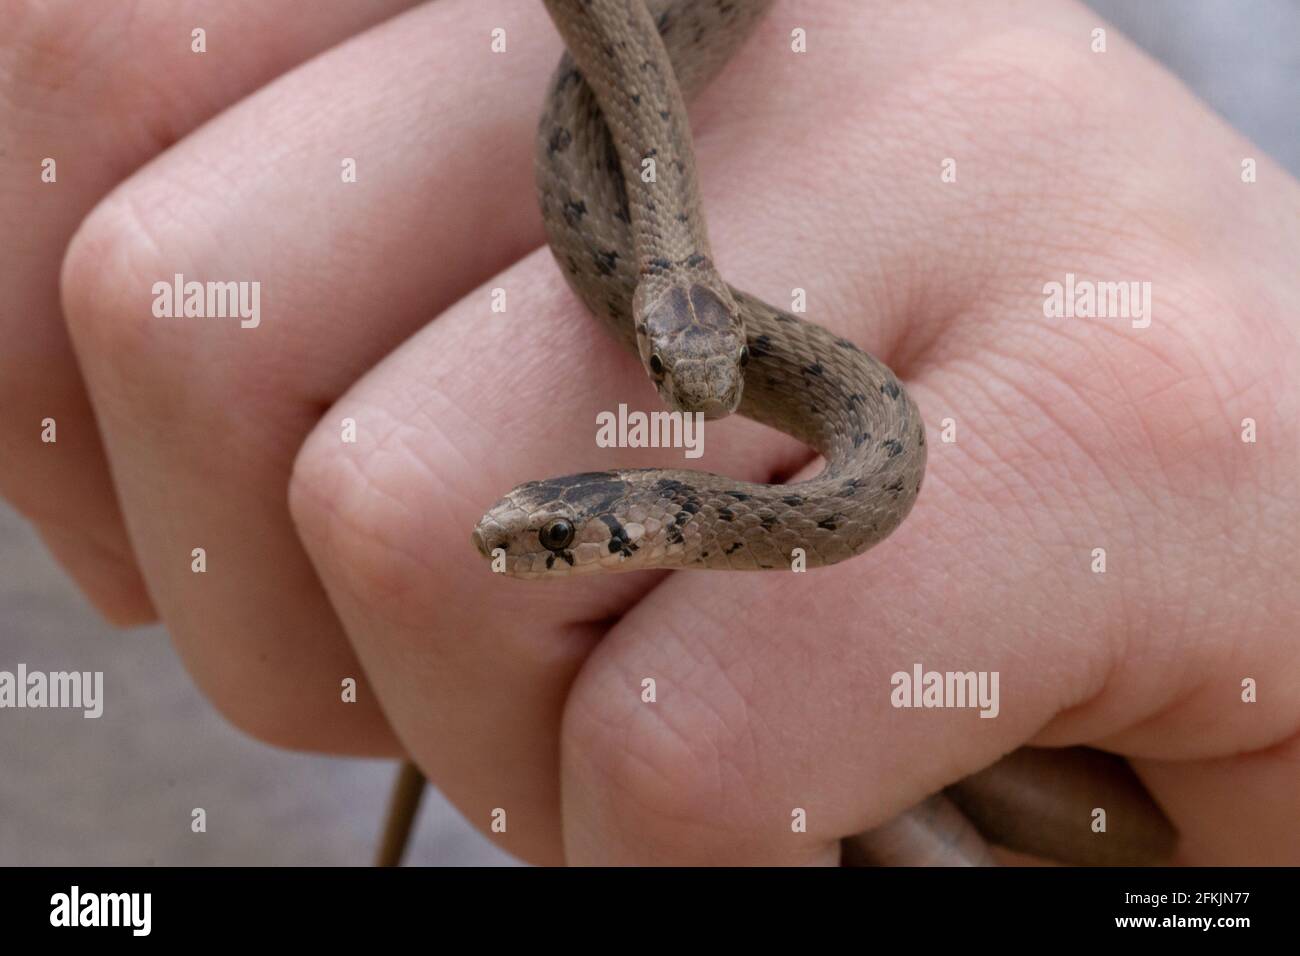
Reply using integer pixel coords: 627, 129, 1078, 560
1136, 734, 1300, 865
62, 0, 561, 752
1, 0, 421, 622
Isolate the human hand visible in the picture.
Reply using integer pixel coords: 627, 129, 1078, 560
1, 0, 426, 746
54, 0, 1299, 864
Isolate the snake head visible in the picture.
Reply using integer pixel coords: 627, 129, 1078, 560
634, 281, 747, 419
472, 471, 645, 578
472, 469, 704, 578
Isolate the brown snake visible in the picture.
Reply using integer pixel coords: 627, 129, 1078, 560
407, 0, 1179, 866
472, 0, 922, 576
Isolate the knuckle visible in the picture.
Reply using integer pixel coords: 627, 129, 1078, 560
289, 415, 431, 621
564, 651, 764, 856
61, 189, 174, 367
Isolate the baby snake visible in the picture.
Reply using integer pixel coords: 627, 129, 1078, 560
471, 0, 922, 576
446, 0, 1177, 866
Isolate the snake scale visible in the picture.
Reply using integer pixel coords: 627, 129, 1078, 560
452, 0, 1178, 866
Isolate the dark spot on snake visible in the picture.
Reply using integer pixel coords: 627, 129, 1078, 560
717, 507, 734, 522
676, 211, 690, 223
918, 426, 926, 446
631, 93, 641, 105
817, 517, 839, 531
684, 252, 708, 268
837, 479, 862, 497
598, 513, 627, 538
748, 334, 773, 359
724, 541, 744, 555
547, 126, 572, 155
882, 438, 904, 457
565, 256, 579, 276
652, 477, 692, 499
881, 381, 901, 400
680, 498, 701, 514
773, 311, 796, 324
545, 554, 555, 570
848, 393, 865, 405
656, 11, 671, 32
760, 515, 779, 531
594, 250, 620, 276
782, 495, 803, 507
607, 529, 638, 557
804, 363, 824, 377
562, 199, 588, 226
649, 256, 672, 272
836, 337, 858, 349
666, 524, 684, 545
659, 110, 669, 120
725, 491, 752, 501
885, 480, 906, 497
560, 550, 575, 566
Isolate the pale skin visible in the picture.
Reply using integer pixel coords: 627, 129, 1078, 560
3, 0, 1297, 865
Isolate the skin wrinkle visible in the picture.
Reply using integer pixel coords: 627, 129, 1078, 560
1098, 666, 1291, 762
292, 438, 432, 614
567, 671, 737, 834
920, 356, 1107, 534
1004, 304, 1257, 544
579, 578, 841, 848
967, 360, 1166, 676
906, 370, 1125, 701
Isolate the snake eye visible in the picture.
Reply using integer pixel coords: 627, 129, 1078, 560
739, 345, 750, 367
649, 353, 665, 376
539, 518, 575, 552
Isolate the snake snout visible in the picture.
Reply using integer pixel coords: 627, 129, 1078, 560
666, 355, 743, 420
470, 526, 492, 558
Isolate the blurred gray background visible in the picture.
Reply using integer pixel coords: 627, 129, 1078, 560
2, 0, 1298, 866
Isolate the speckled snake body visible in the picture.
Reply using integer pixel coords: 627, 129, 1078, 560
463, 0, 1176, 865
472, 0, 924, 577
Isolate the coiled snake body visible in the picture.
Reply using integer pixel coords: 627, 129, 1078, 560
460, 0, 1176, 865
472, 0, 923, 576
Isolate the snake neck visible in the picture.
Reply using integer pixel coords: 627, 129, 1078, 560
542, 0, 718, 275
